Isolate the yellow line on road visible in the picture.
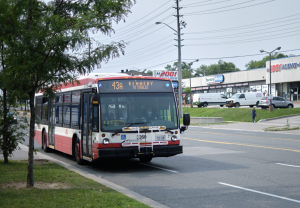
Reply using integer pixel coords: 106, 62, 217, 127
182, 138, 300, 153
188, 131, 300, 142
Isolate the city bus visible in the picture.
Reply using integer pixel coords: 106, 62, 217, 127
34, 73, 190, 164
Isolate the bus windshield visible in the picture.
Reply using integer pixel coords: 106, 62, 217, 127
100, 93, 178, 131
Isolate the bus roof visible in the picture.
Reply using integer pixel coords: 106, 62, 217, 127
36, 73, 172, 95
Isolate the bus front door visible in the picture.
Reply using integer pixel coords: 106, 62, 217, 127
81, 93, 93, 161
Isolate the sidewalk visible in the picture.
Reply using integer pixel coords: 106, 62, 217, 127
191, 115, 300, 135
0, 144, 168, 208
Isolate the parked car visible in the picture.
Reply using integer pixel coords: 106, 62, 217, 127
225, 92, 263, 108
7, 111, 18, 124
258, 96, 294, 109
193, 93, 227, 107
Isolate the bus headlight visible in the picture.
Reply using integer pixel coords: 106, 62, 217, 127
103, 138, 110, 145
171, 135, 177, 142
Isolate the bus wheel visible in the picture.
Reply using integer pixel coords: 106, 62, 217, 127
235, 103, 240, 108
203, 103, 208, 107
75, 139, 84, 165
43, 132, 50, 153
139, 157, 152, 163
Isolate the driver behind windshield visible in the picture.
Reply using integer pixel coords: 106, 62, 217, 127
142, 107, 157, 122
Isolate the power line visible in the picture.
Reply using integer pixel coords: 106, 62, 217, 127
181, 0, 215, 7
184, 32, 300, 47
99, 14, 175, 44
184, 25, 300, 41
185, 14, 300, 34
106, 45, 175, 66
182, 49, 300, 61
144, 60, 178, 69
115, 0, 173, 32
101, 49, 176, 69
183, 0, 232, 8
184, 0, 275, 16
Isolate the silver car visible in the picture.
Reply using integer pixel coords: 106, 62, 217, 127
259, 96, 294, 109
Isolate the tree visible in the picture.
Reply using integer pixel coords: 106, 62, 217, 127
194, 60, 240, 77
0, 0, 135, 188
245, 52, 287, 70
146, 70, 153, 76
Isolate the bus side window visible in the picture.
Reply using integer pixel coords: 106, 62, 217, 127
55, 94, 63, 126
71, 92, 80, 129
42, 97, 48, 123
63, 93, 71, 127
35, 96, 42, 123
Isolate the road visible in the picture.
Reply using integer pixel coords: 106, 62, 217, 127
14, 120, 300, 208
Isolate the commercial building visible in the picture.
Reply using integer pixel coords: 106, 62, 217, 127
183, 55, 300, 101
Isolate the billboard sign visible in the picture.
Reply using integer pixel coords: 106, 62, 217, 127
153, 70, 178, 80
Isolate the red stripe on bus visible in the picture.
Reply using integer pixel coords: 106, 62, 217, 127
55, 134, 72, 155
34, 130, 43, 145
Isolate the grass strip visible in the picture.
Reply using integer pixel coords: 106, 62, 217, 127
181, 107, 300, 123
263, 125, 300, 131
0, 160, 150, 208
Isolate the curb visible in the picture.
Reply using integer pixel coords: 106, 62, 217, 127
258, 113, 300, 122
18, 144, 169, 208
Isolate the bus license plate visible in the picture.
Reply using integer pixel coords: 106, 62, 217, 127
155, 135, 166, 141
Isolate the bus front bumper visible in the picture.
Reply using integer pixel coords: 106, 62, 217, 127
97, 145, 182, 159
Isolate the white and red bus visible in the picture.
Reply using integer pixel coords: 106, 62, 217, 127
34, 73, 190, 164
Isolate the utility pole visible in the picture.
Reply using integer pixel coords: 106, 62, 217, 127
175, 0, 183, 118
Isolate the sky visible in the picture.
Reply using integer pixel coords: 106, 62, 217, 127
90, 0, 300, 74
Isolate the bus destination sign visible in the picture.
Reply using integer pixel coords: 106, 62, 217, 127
98, 79, 173, 93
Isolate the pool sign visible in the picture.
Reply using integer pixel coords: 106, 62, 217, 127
153, 70, 178, 80
267, 62, 300, 73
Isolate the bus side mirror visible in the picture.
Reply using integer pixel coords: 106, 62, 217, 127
183, 113, 190, 126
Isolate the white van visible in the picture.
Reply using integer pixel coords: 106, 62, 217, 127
193, 93, 228, 107
225, 92, 263, 108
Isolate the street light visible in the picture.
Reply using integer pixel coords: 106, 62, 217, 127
260, 47, 281, 112
188, 59, 199, 108
156, 21, 183, 118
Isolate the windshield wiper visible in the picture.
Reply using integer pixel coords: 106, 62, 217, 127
111, 122, 147, 136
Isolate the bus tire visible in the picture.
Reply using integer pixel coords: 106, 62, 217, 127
42, 131, 50, 153
235, 103, 240, 108
139, 157, 152, 163
203, 103, 208, 107
75, 138, 85, 165
220, 105, 224, 107
256, 101, 259, 107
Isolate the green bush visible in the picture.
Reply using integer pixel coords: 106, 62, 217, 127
193, 101, 201, 107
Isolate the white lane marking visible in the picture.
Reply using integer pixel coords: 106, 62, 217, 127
276, 163, 300, 168
140, 164, 178, 173
219, 182, 300, 204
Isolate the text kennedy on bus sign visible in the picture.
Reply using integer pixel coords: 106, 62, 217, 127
153, 70, 178, 80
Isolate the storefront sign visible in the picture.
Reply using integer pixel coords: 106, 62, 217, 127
153, 70, 178, 80
267, 62, 300, 73
205, 75, 224, 84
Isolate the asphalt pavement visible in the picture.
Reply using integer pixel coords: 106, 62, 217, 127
2, 115, 300, 207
